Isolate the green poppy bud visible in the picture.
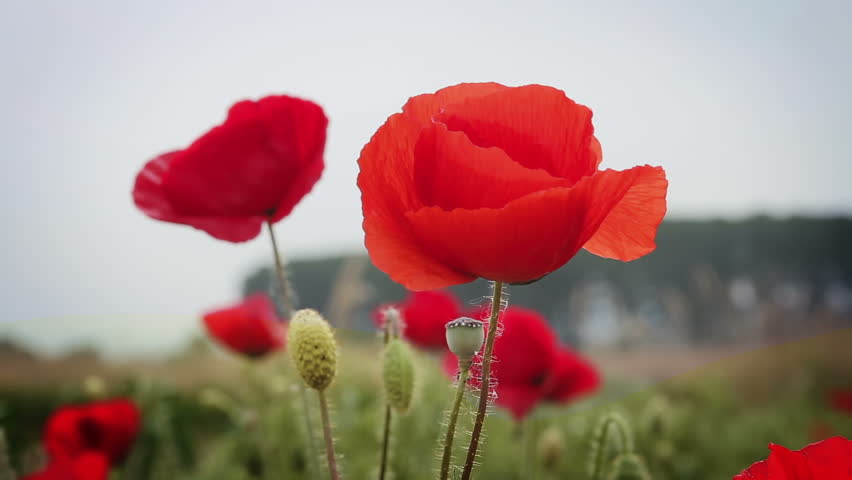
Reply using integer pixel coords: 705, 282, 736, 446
288, 309, 338, 391
445, 317, 485, 364
383, 338, 415, 413
537, 426, 565, 472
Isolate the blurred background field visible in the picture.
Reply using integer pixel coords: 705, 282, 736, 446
2, 216, 851, 478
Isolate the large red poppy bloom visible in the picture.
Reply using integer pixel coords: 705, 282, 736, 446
23, 451, 110, 480
133, 95, 327, 242
443, 306, 599, 420
733, 436, 852, 479
202, 293, 286, 358
43, 398, 140, 466
358, 83, 668, 290
374, 290, 462, 350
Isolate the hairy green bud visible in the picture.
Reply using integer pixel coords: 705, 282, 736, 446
288, 309, 338, 391
383, 339, 415, 413
537, 426, 565, 473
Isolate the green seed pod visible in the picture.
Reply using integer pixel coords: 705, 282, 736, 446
445, 317, 485, 363
537, 426, 565, 473
605, 453, 651, 480
288, 309, 338, 391
383, 338, 415, 413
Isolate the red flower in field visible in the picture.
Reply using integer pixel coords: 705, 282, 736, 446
23, 452, 109, 480
202, 293, 285, 357
829, 387, 852, 414
733, 436, 852, 479
133, 95, 327, 242
374, 290, 462, 350
443, 306, 599, 420
358, 83, 668, 290
41, 398, 139, 468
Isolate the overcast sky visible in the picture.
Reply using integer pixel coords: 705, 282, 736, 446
1, 0, 850, 355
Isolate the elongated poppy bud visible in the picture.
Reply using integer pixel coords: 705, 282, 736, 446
445, 317, 485, 369
537, 426, 565, 473
288, 309, 337, 391
383, 339, 415, 413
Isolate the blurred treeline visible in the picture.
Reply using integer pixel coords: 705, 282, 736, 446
245, 216, 852, 346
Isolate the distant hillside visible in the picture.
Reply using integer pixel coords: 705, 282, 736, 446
244, 216, 852, 345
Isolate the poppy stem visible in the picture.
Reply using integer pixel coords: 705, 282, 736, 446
378, 310, 400, 480
460, 280, 505, 480
378, 405, 392, 480
439, 359, 472, 480
318, 390, 340, 480
266, 221, 320, 478
266, 221, 295, 317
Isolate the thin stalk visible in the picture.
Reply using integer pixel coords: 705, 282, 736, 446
460, 281, 505, 480
266, 221, 320, 478
378, 406, 392, 480
318, 390, 340, 480
439, 360, 472, 480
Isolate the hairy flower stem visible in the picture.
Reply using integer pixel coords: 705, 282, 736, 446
266, 221, 320, 478
378, 405, 392, 480
318, 390, 340, 480
439, 359, 472, 480
461, 281, 505, 480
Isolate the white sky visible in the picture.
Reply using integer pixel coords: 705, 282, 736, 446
1, 0, 850, 355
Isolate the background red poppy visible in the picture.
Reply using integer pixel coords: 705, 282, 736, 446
133, 95, 327, 242
373, 290, 462, 350
202, 293, 286, 358
358, 82, 667, 290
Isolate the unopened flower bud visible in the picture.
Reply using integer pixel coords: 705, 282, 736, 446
383, 339, 415, 413
445, 317, 485, 364
288, 309, 337, 391
537, 426, 565, 472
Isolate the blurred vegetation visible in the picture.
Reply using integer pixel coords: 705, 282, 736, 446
246, 216, 852, 345
1, 328, 850, 479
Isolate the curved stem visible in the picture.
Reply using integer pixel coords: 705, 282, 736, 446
439, 361, 471, 480
266, 221, 294, 317
318, 390, 340, 480
378, 406, 392, 480
460, 281, 504, 480
267, 222, 320, 478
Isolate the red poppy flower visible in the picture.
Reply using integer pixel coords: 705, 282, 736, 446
43, 398, 140, 465
202, 293, 285, 357
23, 451, 110, 480
373, 290, 462, 350
733, 436, 852, 479
443, 306, 599, 420
829, 387, 852, 415
133, 95, 327, 242
358, 83, 668, 290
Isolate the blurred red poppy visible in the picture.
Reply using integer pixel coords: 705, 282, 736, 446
443, 306, 599, 420
44, 398, 139, 465
733, 436, 852, 479
202, 293, 285, 357
373, 290, 462, 350
829, 387, 852, 415
133, 95, 327, 242
358, 82, 667, 290
23, 451, 110, 480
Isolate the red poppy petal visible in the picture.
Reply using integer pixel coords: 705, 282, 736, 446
402, 82, 508, 124
202, 293, 285, 357
132, 153, 266, 242
358, 113, 475, 290
767, 443, 814, 479
733, 459, 769, 480
497, 384, 546, 421
413, 123, 567, 210
582, 165, 668, 261
797, 436, 852, 478
73, 452, 110, 480
400, 290, 461, 350
544, 348, 600, 403
86, 399, 141, 463
405, 168, 653, 284
44, 406, 88, 460
435, 85, 597, 184
492, 308, 558, 385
